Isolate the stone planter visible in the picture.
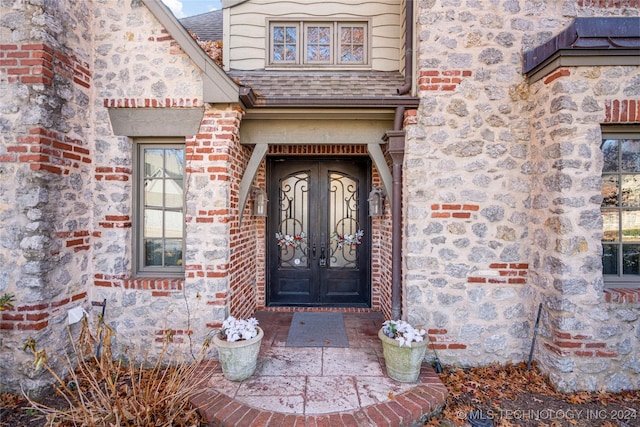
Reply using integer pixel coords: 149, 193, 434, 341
214, 326, 264, 381
378, 328, 428, 383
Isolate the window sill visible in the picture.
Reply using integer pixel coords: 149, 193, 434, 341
603, 288, 640, 304
123, 277, 184, 291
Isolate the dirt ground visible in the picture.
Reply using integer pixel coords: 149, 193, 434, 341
1, 362, 638, 426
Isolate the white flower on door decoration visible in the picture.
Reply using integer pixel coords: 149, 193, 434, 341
275, 231, 306, 248
331, 229, 364, 247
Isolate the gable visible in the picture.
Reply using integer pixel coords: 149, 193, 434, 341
142, 0, 239, 103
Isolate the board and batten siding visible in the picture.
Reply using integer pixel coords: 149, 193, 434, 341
223, 0, 403, 71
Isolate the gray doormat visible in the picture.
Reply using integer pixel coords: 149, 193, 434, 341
285, 312, 349, 347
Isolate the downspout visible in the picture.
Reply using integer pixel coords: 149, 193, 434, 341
389, 0, 413, 319
388, 107, 405, 320
396, 0, 413, 95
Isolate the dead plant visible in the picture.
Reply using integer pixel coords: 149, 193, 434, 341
23, 316, 214, 426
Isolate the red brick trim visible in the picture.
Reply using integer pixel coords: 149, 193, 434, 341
603, 288, 640, 304
191, 363, 447, 426
427, 328, 467, 350
604, 99, 640, 123
93, 274, 184, 292
467, 263, 528, 284
0, 292, 87, 331
3, 127, 91, 174
544, 69, 570, 84
430, 203, 479, 219
419, 69, 472, 92
103, 98, 202, 108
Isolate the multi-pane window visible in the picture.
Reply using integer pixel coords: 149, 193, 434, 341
136, 143, 185, 276
270, 21, 367, 66
272, 24, 298, 62
601, 129, 640, 283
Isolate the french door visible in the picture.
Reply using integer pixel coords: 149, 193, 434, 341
267, 157, 371, 307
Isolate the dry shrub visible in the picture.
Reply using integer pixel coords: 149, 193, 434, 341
23, 317, 214, 426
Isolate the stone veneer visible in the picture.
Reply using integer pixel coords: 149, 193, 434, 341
405, 0, 639, 392
0, 0, 638, 395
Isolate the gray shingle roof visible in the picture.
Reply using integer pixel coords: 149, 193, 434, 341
179, 10, 223, 41
229, 70, 407, 99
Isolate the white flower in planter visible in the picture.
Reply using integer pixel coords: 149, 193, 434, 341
382, 319, 426, 347
220, 316, 260, 342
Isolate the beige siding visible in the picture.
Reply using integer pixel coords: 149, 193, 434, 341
224, 0, 402, 71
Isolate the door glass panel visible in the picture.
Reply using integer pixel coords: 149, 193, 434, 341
277, 172, 309, 268
329, 172, 362, 268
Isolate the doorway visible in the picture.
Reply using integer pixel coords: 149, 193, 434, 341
267, 157, 371, 307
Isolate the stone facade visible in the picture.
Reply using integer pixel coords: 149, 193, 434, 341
404, 0, 639, 392
0, 0, 638, 395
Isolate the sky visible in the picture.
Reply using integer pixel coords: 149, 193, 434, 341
161, 0, 222, 18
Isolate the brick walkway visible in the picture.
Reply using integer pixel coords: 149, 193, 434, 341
192, 311, 448, 426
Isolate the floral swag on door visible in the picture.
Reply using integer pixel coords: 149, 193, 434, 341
331, 229, 364, 248
275, 232, 306, 248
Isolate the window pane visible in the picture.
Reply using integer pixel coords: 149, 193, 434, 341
274, 26, 284, 43
306, 25, 330, 62
602, 210, 619, 242
621, 175, 640, 207
144, 208, 163, 238
339, 26, 365, 63
164, 181, 183, 208
602, 244, 618, 275
601, 132, 640, 280
602, 139, 618, 173
165, 240, 183, 267
621, 139, 640, 172
622, 244, 640, 275
165, 211, 184, 238
622, 211, 640, 241
286, 27, 297, 44
140, 145, 185, 272
273, 26, 297, 62
145, 178, 163, 207
145, 239, 163, 266
144, 149, 164, 177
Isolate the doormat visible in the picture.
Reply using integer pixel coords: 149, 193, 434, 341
285, 312, 349, 347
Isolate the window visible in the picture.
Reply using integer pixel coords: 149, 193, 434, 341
269, 21, 368, 66
135, 142, 185, 276
601, 127, 640, 284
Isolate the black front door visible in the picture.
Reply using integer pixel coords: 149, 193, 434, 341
267, 157, 370, 307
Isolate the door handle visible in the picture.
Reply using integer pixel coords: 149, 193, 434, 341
319, 246, 326, 267
312, 244, 316, 259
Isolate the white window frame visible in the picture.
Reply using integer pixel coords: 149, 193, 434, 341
134, 140, 186, 278
268, 19, 370, 68
601, 125, 640, 287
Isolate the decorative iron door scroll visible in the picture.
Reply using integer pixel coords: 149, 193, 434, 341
267, 158, 370, 307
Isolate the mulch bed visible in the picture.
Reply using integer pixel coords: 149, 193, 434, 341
428, 361, 640, 427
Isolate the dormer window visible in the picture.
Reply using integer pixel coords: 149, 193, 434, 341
269, 20, 368, 67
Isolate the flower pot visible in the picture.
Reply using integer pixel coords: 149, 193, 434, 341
378, 328, 428, 383
214, 326, 263, 381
